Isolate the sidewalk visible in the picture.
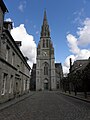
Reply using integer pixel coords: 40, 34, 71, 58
0, 92, 35, 111
60, 91, 90, 103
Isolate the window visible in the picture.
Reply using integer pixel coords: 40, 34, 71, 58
25, 80, 28, 90
9, 75, 13, 93
37, 50, 40, 55
23, 79, 25, 91
1, 73, 8, 95
43, 39, 45, 48
21, 62, 22, 70
37, 79, 39, 82
44, 63, 48, 75
46, 39, 48, 47
38, 61, 39, 67
6, 45, 10, 61
44, 32, 46, 36
17, 64, 20, 71
37, 71, 39, 75
12, 52, 15, 65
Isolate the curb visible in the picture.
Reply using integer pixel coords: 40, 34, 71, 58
0, 92, 35, 111
60, 92, 90, 103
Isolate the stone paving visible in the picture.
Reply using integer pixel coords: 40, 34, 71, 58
0, 91, 90, 120
60, 91, 90, 103
0, 92, 35, 111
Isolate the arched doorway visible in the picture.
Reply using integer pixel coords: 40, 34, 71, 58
44, 79, 48, 90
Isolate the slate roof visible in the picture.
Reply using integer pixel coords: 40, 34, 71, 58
71, 59, 90, 72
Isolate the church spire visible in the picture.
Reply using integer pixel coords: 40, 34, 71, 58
41, 10, 50, 37
43, 10, 48, 25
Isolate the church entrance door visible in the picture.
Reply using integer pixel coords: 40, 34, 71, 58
44, 83, 48, 90
44, 79, 48, 90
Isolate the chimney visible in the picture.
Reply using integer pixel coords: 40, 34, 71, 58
4, 21, 13, 32
15, 41, 22, 48
25, 57, 29, 61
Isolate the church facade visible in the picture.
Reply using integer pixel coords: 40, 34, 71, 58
36, 11, 63, 91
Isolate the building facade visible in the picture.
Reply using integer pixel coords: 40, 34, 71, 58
30, 63, 36, 91
68, 58, 90, 92
36, 11, 63, 91
55, 63, 63, 89
0, 0, 31, 103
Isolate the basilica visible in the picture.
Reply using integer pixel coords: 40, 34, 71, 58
31, 11, 63, 91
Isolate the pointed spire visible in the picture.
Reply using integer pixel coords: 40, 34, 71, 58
41, 10, 50, 37
43, 10, 48, 25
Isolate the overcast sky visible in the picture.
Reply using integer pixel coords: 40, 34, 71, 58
4, 0, 90, 74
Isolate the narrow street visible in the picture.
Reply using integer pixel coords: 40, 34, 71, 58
0, 91, 90, 120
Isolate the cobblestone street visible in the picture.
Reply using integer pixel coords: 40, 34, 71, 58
0, 91, 90, 120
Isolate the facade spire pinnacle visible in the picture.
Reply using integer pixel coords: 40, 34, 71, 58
41, 10, 50, 37
43, 10, 48, 25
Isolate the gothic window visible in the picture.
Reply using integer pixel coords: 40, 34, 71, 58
48, 31, 50, 36
44, 63, 48, 75
38, 44, 40, 49
46, 39, 48, 47
43, 39, 45, 48
41, 32, 43, 36
37, 50, 40, 55
44, 32, 46, 36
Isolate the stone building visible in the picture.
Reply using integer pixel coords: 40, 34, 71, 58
68, 58, 90, 92
35, 11, 63, 91
55, 63, 63, 89
30, 63, 36, 91
0, 0, 31, 103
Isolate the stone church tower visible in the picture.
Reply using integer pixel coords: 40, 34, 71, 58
36, 11, 56, 91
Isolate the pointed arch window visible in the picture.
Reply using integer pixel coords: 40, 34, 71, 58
44, 63, 48, 75
43, 39, 45, 48
46, 39, 48, 47
44, 32, 46, 36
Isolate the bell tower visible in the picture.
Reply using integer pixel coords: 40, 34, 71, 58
36, 10, 56, 91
